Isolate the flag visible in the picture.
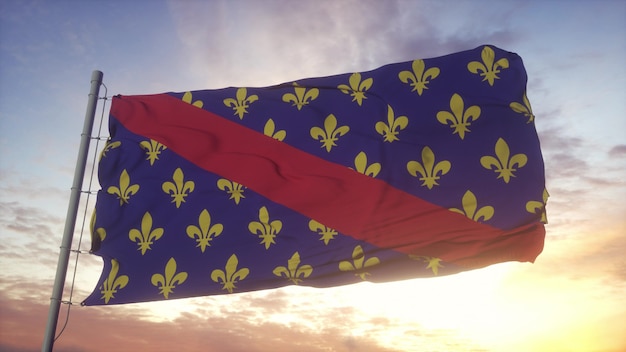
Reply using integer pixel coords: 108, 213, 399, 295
83, 45, 547, 306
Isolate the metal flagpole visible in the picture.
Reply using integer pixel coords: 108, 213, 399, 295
42, 70, 103, 352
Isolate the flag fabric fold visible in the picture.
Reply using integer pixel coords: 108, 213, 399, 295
83, 45, 547, 306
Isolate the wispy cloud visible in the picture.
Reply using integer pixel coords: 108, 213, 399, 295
0, 287, 479, 352
609, 144, 626, 158
166, 0, 525, 90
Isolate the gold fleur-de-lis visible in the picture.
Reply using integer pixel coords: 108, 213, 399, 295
308, 219, 338, 245
211, 254, 249, 294
139, 139, 167, 166
100, 259, 129, 304
510, 92, 535, 123
162, 168, 195, 208
339, 245, 380, 280
436, 93, 481, 140
99, 140, 121, 160
187, 209, 223, 253
409, 255, 443, 276
264, 118, 286, 141
467, 46, 509, 86
272, 252, 313, 285
223, 87, 258, 119
375, 105, 408, 142
407, 146, 451, 189
310, 114, 350, 152
282, 82, 319, 110
248, 206, 282, 249
128, 212, 164, 255
353, 151, 381, 177
526, 188, 549, 224
95, 227, 106, 242
151, 257, 187, 299
182, 91, 204, 108
449, 190, 494, 222
90, 212, 106, 242
480, 138, 528, 183
217, 178, 245, 204
107, 169, 140, 205
337, 72, 373, 106
398, 59, 440, 95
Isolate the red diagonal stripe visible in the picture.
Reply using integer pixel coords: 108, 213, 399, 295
111, 94, 544, 268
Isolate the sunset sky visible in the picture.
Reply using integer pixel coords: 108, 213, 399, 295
1, 1, 625, 351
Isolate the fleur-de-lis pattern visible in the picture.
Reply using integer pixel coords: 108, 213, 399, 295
353, 151, 381, 177
375, 105, 408, 142
272, 252, 313, 284
107, 169, 139, 205
151, 257, 187, 299
90, 212, 106, 242
186, 209, 223, 252
480, 138, 528, 183
407, 146, 451, 189
182, 91, 203, 108
216, 178, 245, 204
99, 140, 121, 160
436, 93, 481, 140
162, 168, 195, 208
223, 88, 258, 119
128, 212, 164, 255
211, 254, 249, 293
99, 259, 129, 303
248, 206, 282, 249
85, 45, 547, 305
467, 46, 509, 86
310, 114, 350, 152
139, 139, 167, 165
337, 72, 373, 106
510, 92, 535, 123
409, 255, 444, 276
308, 220, 338, 245
526, 188, 549, 224
264, 118, 286, 141
339, 245, 380, 280
398, 59, 440, 95
449, 190, 494, 222
282, 82, 319, 110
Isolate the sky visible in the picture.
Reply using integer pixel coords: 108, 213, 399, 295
0, 0, 625, 351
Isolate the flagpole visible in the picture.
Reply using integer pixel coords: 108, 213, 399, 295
42, 70, 103, 352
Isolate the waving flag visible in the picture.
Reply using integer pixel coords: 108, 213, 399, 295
83, 45, 547, 306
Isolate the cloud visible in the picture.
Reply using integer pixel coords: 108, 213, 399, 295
609, 144, 626, 158
0, 201, 64, 264
0, 198, 95, 296
0, 200, 63, 236
1, 276, 501, 352
534, 123, 626, 232
548, 226, 626, 284
166, 0, 526, 90
167, 0, 403, 86
0, 289, 421, 352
